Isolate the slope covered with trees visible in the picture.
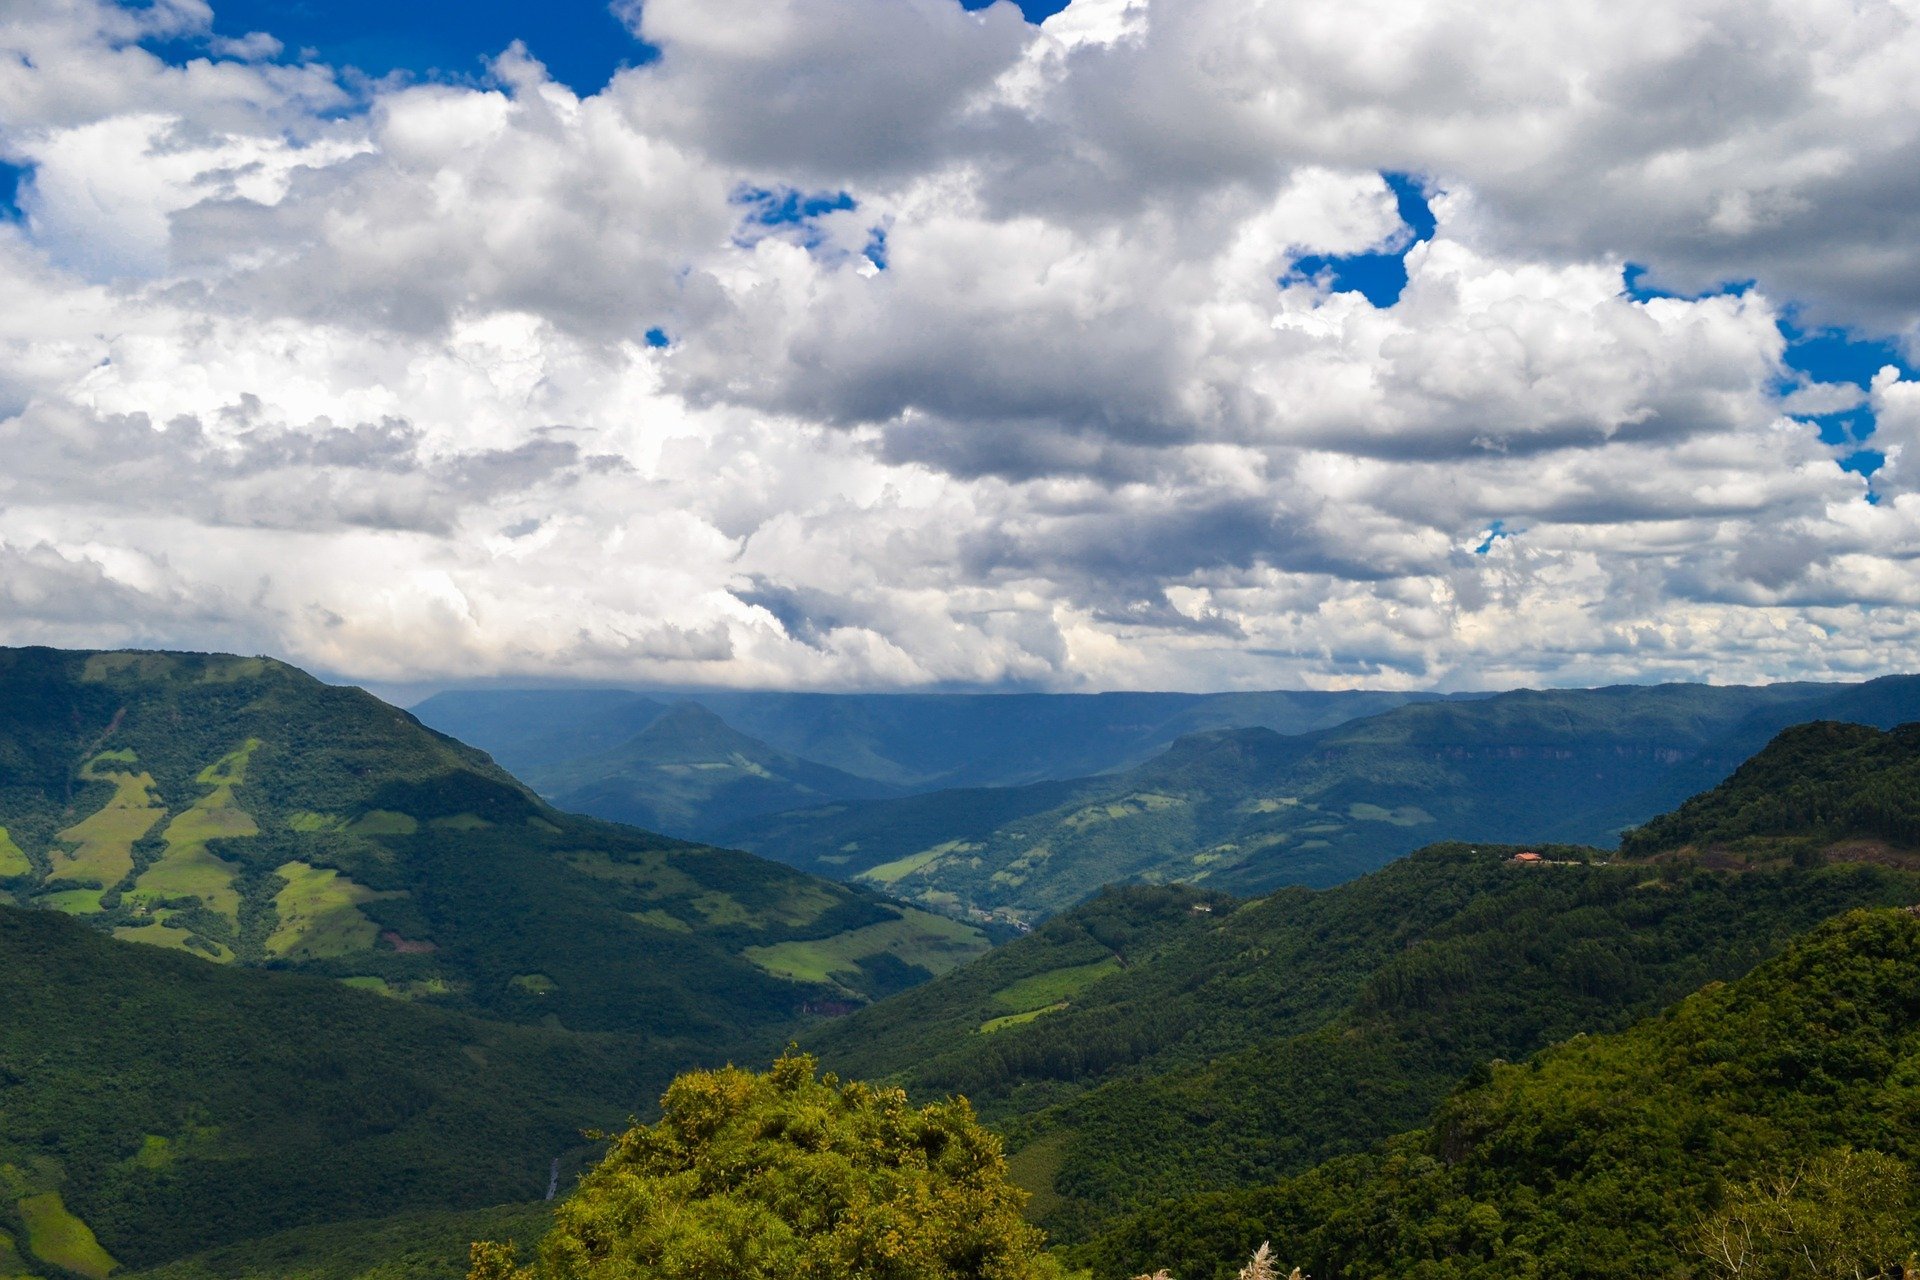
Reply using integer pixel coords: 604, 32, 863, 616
0, 905, 652, 1273
1083, 907, 1920, 1279
1623, 719, 1920, 859
470, 1054, 1059, 1280
732, 680, 1920, 924
0, 647, 988, 1038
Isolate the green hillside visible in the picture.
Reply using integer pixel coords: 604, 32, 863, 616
1082, 906, 1920, 1279
807, 832, 1920, 1239
0, 904, 650, 1273
1622, 719, 1920, 860
0, 647, 988, 1036
123, 1203, 553, 1280
732, 682, 1860, 923
525, 703, 899, 842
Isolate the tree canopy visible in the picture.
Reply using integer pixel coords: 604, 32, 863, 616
471, 1054, 1061, 1280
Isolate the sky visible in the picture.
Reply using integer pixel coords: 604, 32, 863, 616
1, 0, 1919, 693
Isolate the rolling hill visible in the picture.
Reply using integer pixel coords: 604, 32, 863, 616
729, 679, 1920, 923
0, 903, 649, 1274
0, 647, 989, 1039
802, 717, 1920, 1240
1081, 905, 1920, 1278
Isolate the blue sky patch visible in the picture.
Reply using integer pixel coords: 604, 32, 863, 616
736, 187, 857, 228
1776, 322, 1914, 484
0, 161, 28, 221
644, 327, 670, 349
962, 0, 1074, 18
1620, 263, 1756, 305
134, 0, 658, 93
1286, 172, 1435, 308
131, 0, 1071, 93
1473, 519, 1513, 555
1624, 262, 1915, 487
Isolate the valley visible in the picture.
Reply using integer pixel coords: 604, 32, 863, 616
5, 646, 1920, 1277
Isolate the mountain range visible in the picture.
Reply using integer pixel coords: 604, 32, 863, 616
419, 677, 1920, 927
800, 718, 1920, 1249
7, 645, 1920, 1277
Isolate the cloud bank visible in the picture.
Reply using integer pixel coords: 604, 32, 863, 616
1, 0, 1918, 690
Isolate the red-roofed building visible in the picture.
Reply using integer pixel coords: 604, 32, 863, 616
1511, 850, 1544, 864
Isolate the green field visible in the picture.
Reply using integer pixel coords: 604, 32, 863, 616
17, 1192, 117, 1280
987, 957, 1123, 1011
567, 849, 842, 930
980, 1001, 1067, 1033
129, 741, 259, 926
265, 862, 395, 959
744, 906, 991, 988
51, 755, 166, 889
113, 915, 233, 962
0, 828, 28, 879
856, 840, 976, 885
38, 888, 105, 914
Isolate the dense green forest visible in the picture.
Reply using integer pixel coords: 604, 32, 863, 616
0, 646, 988, 1037
470, 1054, 1059, 1280
807, 839, 1920, 1240
11, 649, 1920, 1279
0, 905, 651, 1273
728, 680, 1920, 923
1623, 719, 1920, 858
1080, 907, 1920, 1278
124, 1204, 553, 1280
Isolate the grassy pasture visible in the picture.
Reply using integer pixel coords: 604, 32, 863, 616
265, 862, 396, 959
127, 741, 261, 932
980, 1001, 1068, 1033
38, 888, 105, 915
17, 1192, 117, 1280
857, 840, 976, 885
113, 916, 233, 962
51, 756, 165, 889
0, 829, 28, 879
744, 905, 990, 988
987, 957, 1123, 1011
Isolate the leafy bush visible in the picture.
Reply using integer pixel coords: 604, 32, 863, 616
471, 1054, 1060, 1280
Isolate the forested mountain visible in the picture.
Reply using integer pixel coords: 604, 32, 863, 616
1082, 907, 1920, 1279
804, 720, 1920, 1241
0, 647, 988, 1037
1622, 718, 1920, 859
0, 904, 643, 1274
732, 680, 1920, 923
523, 703, 900, 841
413, 688, 1458, 793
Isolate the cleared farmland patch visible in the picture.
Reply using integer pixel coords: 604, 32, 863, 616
0, 828, 27, 879
129, 742, 260, 925
112, 915, 233, 962
744, 905, 990, 989
17, 1192, 116, 1280
50, 754, 166, 892
265, 861, 398, 959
